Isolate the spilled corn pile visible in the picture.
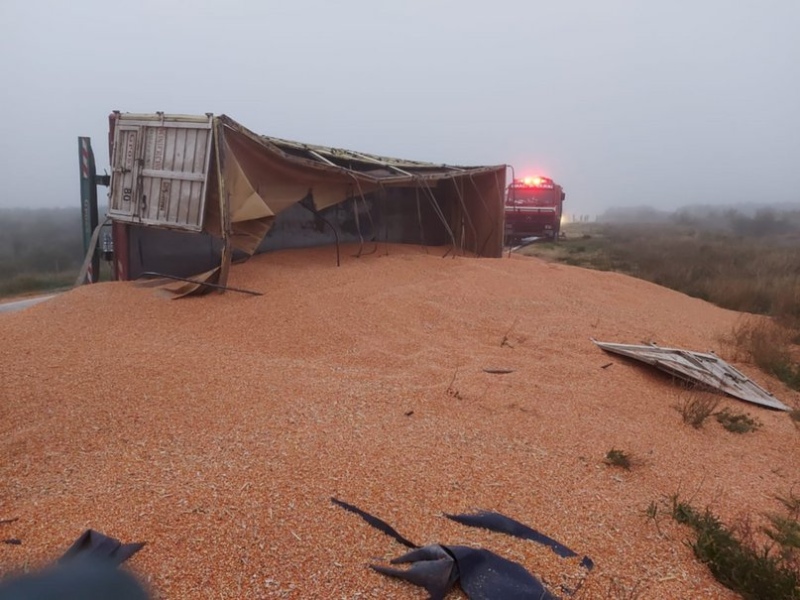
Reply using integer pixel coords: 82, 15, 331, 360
1, 243, 798, 598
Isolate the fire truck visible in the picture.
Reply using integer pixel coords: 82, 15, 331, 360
504, 176, 566, 243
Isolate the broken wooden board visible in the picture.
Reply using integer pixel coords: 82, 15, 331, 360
592, 339, 791, 411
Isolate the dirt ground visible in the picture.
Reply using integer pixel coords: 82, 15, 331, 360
1, 243, 798, 599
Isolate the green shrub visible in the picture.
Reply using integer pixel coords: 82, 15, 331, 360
715, 409, 762, 434
670, 497, 800, 599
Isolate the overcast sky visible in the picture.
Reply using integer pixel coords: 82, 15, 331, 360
1, 0, 798, 216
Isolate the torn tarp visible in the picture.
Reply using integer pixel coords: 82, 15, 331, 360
592, 339, 790, 411
0, 530, 148, 600
206, 116, 507, 257
59, 529, 145, 566
0, 560, 148, 600
332, 498, 592, 599
445, 510, 594, 570
106, 112, 508, 288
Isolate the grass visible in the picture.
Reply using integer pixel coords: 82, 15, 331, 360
768, 492, 800, 563
669, 495, 800, 599
604, 448, 633, 470
0, 272, 76, 298
715, 408, 762, 434
675, 392, 720, 429
522, 219, 800, 391
730, 319, 800, 391
0, 262, 114, 300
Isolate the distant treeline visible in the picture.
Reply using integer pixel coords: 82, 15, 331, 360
2, 203, 800, 297
599, 204, 800, 237
0, 207, 86, 279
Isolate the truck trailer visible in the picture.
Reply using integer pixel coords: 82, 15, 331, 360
504, 176, 565, 243
77, 112, 508, 291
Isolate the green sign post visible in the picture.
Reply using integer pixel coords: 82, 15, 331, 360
78, 137, 100, 283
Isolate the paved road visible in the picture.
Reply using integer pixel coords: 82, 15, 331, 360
0, 294, 57, 314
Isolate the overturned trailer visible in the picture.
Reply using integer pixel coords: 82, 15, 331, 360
100, 112, 507, 289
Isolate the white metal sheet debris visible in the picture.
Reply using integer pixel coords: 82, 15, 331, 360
592, 339, 791, 411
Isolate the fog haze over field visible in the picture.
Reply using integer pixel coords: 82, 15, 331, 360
1, 0, 798, 216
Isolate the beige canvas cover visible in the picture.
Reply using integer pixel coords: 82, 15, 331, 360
107, 112, 507, 291
203, 115, 506, 258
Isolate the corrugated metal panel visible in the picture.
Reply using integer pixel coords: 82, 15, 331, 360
592, 339, 791, 411
263, 136, 447, 169
109, 114, 213, 231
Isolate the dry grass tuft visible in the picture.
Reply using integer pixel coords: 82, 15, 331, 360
675, 391, 721, 429
581, 574, 649, 599
730, 318, 800, 391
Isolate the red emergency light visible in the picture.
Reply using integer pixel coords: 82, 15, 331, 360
512, 176, 554, 189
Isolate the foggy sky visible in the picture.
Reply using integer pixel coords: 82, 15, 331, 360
1, 0, 798, 217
